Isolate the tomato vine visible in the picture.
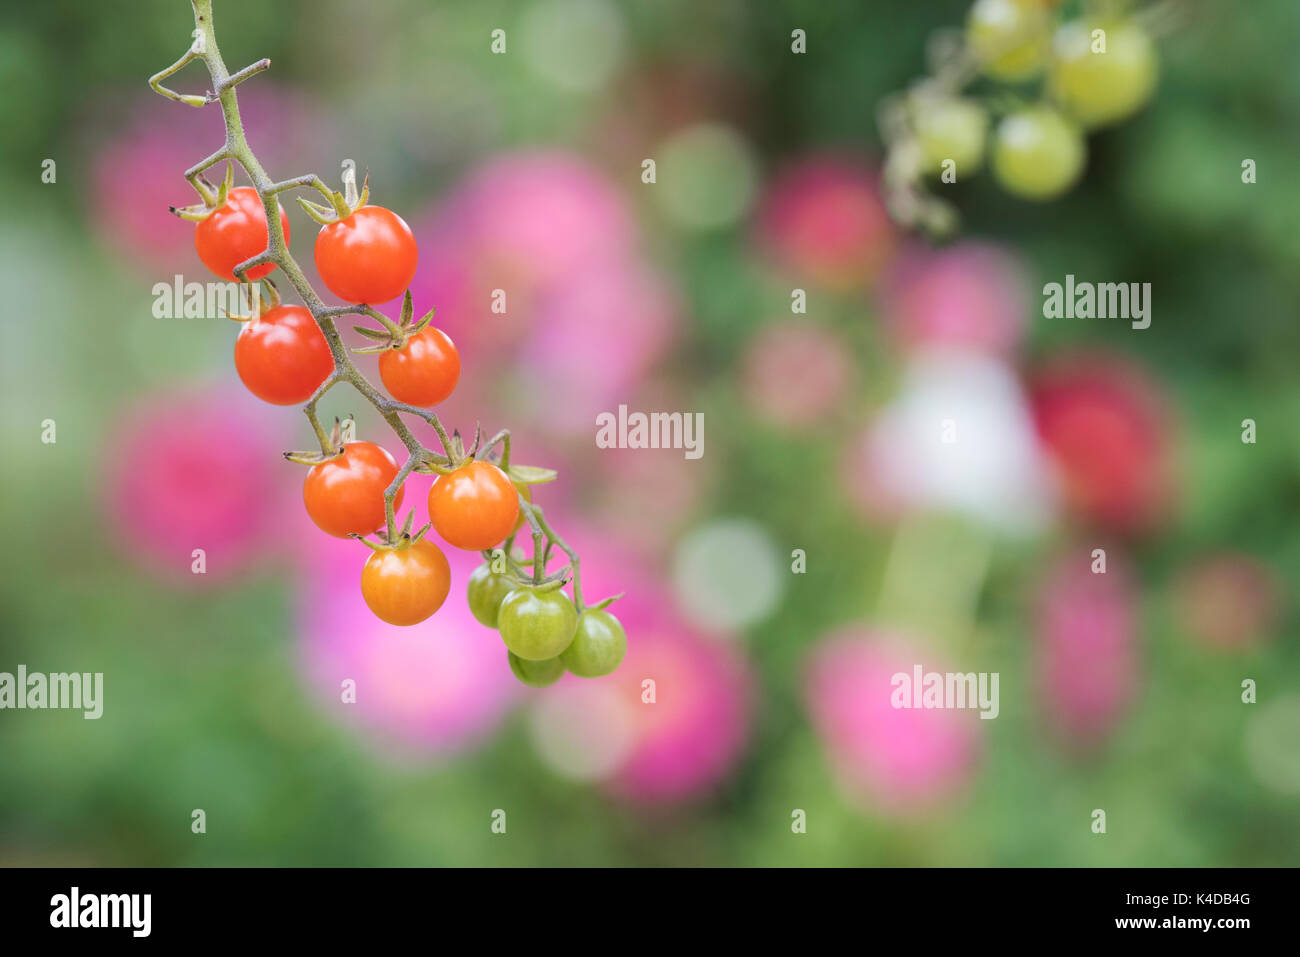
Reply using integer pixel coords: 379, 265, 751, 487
149, 0, 620, 680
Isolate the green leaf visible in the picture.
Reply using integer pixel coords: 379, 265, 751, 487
507, 464, 558, 485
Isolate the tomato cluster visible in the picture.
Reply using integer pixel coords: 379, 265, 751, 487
189, 177, 623, 686
896, 0, 1160, 218
468, 568, 627, 687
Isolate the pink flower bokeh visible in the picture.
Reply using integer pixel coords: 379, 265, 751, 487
804, 630, 982, 815
524, 519, 754, 804
741, 321, 855, 428
407, 150, 677, 438
880, 241, 1031, 357
103, 385, 290, 585
754, 154, 896, 293
1035, 549, 1140, 748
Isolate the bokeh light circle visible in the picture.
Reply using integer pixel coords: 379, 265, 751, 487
671, 518, 784, 633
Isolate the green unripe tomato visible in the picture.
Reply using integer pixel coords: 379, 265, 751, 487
497, 586, 578, 661
1048, 19, 1158, 129
966, 0, 1049, 82
992, 106, 1085, 201
467, 562, 515, 628
561, 609, 628, 678
913, 97, 989, 177
507, 651, 566, 688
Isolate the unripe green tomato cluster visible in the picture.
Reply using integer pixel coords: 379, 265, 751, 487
468, 563, 627, 687
946, 2, 1159, 204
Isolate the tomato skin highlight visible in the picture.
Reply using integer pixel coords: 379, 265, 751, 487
498, 587, 578, 661
314, 205, 418, 305
234, 305, 333, 405
195, 186, 288, 281
360, 539, 451, 626
379, 326, 460, 407
303, 441, 405, 538
427, 461, 519, 551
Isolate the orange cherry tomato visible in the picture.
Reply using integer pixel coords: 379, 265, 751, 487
427, 461, 519, 551
378, 326, 460, 407
360, 539, 451, 626
303, 441, 405, 538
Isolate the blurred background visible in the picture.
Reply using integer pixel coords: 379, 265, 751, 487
1, 0, 1298, 866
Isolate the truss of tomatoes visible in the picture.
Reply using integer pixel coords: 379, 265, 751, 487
188, 178, 625, 687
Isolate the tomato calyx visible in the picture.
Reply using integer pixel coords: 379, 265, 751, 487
223, 276, 281, 323
350, 506, 431, 552
169, 160, 236, 223
351, 290, 436, 354
414, 425, 482, 476
296, 169, 370, 225
588, 592, 625, 611
283, 416, 351, 465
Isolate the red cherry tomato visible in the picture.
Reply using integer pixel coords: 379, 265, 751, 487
314, 205, 417, 305
194, 186, 288, 281
427, 461, 519, 551
303, 441, 405, 538
378, 326, 460, 407
360, 539, 451, 626
234, 305, 333, 406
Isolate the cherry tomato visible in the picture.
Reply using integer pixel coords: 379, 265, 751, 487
314, 205, 417, 305
561, 609, 627, 678
303, 441, 405, 538
360, 539, 451, 626
992, 106, 1085, 201
234, 304, 333, 406
427, 461, 519, 551
913, 96, 988, 177
1048, 19, 1158, 129
194, 186, 288, 281
497, 586, 577, 661
378, 326, 460, 407
966, 0, 1049, 82
507, 650, 566, 688
467, 562, 516, 628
